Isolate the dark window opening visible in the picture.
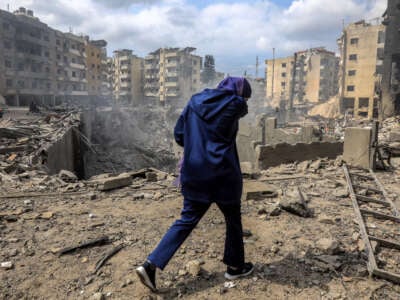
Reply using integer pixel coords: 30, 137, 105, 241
350, 38, 359, 45
348, 70, 356, 76
349, 54, 357, 61
347, 85, 355, 91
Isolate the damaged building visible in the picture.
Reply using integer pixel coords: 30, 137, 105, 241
337, 19, 385, 119
144, 47, 202, 107
0, 7, 110, 106
265, 48, 338, 111
381, 0, 400, 117
111, 49, 144, 105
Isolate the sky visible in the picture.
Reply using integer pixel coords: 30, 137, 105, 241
0, 0, 387, 76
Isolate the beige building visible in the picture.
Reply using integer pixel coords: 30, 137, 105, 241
338, 20, 385, 118
292, 47, 338, 105
144, 47, 202, 106
85, 39, 110, 100
112, 49, 144, 104
265, 56, 294, 108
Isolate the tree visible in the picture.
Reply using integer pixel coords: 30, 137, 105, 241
201, 55, 216, 84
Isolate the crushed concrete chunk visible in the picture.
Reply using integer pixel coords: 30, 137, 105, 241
96, 173, 132, 191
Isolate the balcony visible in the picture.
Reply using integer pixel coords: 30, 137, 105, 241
120, 82, 131, 88
70, 63, 85, 70
121, 64, 130, 70
165, 72, 178, 77
165, 81, 178, 87
70, 91, 89, 96
69, 48, 82, 56
166, 61, 177, 67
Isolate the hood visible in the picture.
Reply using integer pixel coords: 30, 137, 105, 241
189, 88, 239, 121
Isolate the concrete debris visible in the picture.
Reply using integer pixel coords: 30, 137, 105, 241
315, 238, 341, 255
58, 170, 78, 182
1, 261, 14, 269
95, 173, 132, 191
185, 259, 202, 276
279, 187, 313, 217
243, 181, 277, 200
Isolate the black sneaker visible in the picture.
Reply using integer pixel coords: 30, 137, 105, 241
136, 261, 157, 292
224, 262, 254, 280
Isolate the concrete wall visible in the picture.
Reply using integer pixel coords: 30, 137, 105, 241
43, 125, 83, 176
256, 141, 343, 169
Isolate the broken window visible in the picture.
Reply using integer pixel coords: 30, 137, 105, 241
349, 54, 357, 61
17, 80, 25, 88
348, 70, 356, 76
72, 71, 76, 77
350, 38, 359, 45
376, 65, 383, 74
347, 85, 355, 91
281, 72, 286, 77
281, 63, 287, 68
281, 82, 286, 87
343, 97, 355, 109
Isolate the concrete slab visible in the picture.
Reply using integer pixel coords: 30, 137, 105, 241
343, 127, 373, 169
96, 173, 132, 191
243, 181, 277, 200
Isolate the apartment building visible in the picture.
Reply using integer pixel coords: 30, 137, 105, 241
85, 38, 110, 99
112, 49, 144, 104
291, 47, 338, 105
338, 20, 385, 118
144, 47, 202, 106
0, 7, 57, 105
0, 7, 112, 106
265, 56, 294, 108
381, 0, 400, 117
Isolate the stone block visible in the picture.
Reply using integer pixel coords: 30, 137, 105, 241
343, 127, 373, 169
97, 173, 132, 191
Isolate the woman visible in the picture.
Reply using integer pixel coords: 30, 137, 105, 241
136, 77, 253, 292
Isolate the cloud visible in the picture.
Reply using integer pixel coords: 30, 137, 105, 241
3, 0, 387, 75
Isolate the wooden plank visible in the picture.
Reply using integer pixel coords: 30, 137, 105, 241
369, 235, 400, 250
372, 268, 400, 284
356, 194, 391, 207
343, 164, 378, 273
360, 208, 400, 223
369, 169, 400, 217
350, 173, 374, 180
353, 184, 383, 194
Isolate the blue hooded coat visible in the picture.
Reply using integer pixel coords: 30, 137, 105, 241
174, 77, 251, 205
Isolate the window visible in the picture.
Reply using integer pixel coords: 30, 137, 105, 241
17, 80, 25, 88
45, 67, 50, 73
281, 63, 287, 68
91, 64, 95, 68
281, 72, 286, 77
377, 48, 384, 60
56, 39, 60, 46
376, 65, 383, 74
348, 70, 356, 76
347, 85, 355, 91
359, 97, 369, 108
4, 40, 12, 49
350, 38, 359, 45
44, 35, 49, 41
71, 44, 76, 49
64, 56, 68, 63
4, 60, 12, 68
91, 52, 94, 56
378, 31, 385, 44
72, 58, 76, 63
47, 83, 51, 89
44, 51, 49, 57
349, 54, 357, 61
2, 22, 10, 30
57, 69, 62, 74
57, 54, 61, 60
281, 82, 286, 87
6, 79, 13, 87
72, 71, 76, 77
97, 53, 100, 58
17, 63, 24, 71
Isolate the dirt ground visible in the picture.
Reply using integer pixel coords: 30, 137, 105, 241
1, 159, 400, 299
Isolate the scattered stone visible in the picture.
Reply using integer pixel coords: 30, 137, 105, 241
1, 261, 13, 269
8, 249, 18, 257
186, 260, 201, 276
178, 269, 187, 276
318, 214, 335, 224
58, 170, 78, 182
309, 159, 322, 171
279, 188, 313, 218
269, 205, 281, 217
315, 255, 342, 269
270, 245, 280, 254
88, 193, 97, 200
243, 181, 277, 200
96, 173, 132, 191
316, 238, 340, 255
334, 188, 349, 198
40, 211, 54, 219
145, 171, 158, 182
91, 292, 105, 300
